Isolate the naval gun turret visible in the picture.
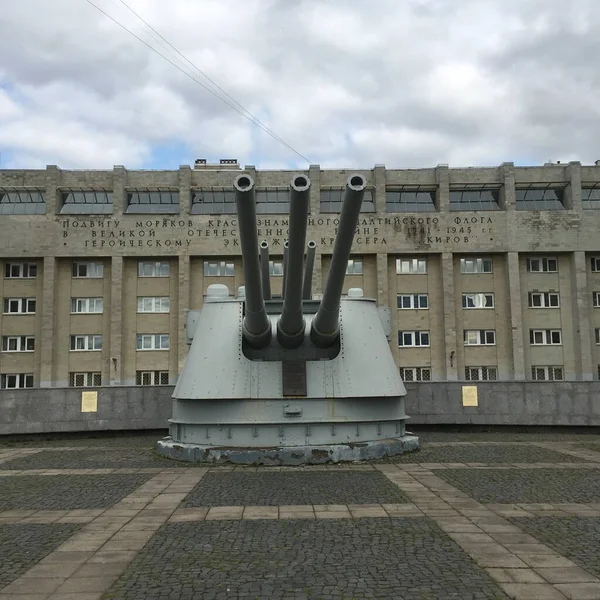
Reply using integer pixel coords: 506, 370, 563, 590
156, 173, 419, 464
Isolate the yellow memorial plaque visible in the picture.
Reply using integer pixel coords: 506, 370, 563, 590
462, 385, 478, 407
81, 391, 98, 413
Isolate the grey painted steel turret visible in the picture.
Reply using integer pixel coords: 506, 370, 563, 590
302, 240, 316, 300
277, 175, 311, 348
234, 174, 271, 349
260, 241, 272, 301
310, 174, 366, 348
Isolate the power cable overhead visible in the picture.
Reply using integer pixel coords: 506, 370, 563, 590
84, 0, 312, 164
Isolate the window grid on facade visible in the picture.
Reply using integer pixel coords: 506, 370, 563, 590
1, 373, 33, 389
462, 293, 494, 309
3, 298, 36, 314
0, 189, 46, 215
532, 366, 563, 381
449, 189, 500, 211
60, 190, 113, 214
397, 294, 428, 309
321, 188, 375, 213
138, 261, 169, 277
385, 189, 436, 213
191, 189, 236, 215
396, 258, 427, 274
269, 261, 283, 276
136, 370, 169, 385
1, 336, 35, 352
254, 189, 291, 214
136, 334, 170, 350
530, 329, 562, 345
399, 367, 431, 381
528, 292, 560, 308
516, 188, 565, 210
72, 261, 104, 278
126, 190, 179, 214
581, 187, 600, 210
526, 257, 557, 273
464, 330, 496, 346
137, 297, 170, 313
204, 261, 234, 276
591, 257, 600, 273
398, 331, 430, 347
460, 257, 492, 273
5, 262, 37, 279
70, 335, 102, 351
593, 292, 600, 308
69, 372, 101, 387
346, 259, 363, 275
71, 297, 104, 313
465, 366, 497, 381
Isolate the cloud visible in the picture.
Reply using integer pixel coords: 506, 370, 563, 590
1, 0, 599, 170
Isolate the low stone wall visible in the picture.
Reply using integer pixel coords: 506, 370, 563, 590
1, 382, 599, 436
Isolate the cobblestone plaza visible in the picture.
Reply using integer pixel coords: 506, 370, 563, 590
1, 431, 600, 599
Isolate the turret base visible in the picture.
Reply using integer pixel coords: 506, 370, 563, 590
155, 435, 420, 466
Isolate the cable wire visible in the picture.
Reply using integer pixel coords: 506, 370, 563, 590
84, 0, 312, 164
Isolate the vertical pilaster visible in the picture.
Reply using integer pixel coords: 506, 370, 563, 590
109, 256, 123, 385
374, 164, 386, 214
178, 254, 190, 378
313, 254, 323, 296
179, 165, 192, 216
500, 162, 516, 211
436, 164, 449, 213
506, 252, 525, 380
45, 165, 60, 215
571, 251, 593, 380
376, 253, 389, 306
309, 164, 320, 215
112, 166, 125, 215
441, 252, 457, 380
565, 161, 582, 211
39, 257, 56, 387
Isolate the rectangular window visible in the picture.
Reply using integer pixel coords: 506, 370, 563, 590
269, 261, 283, 276
532, 366, 563, 381
449, 189, 500, 211
592, 257, 600, 272
460, 258, 492, 273
136, 334, 170, 350
582, 188, 600, 210
137, 297, 170, 313
398, 331, 430, 347
516, 188, 565, 210
321, 188, 375, 213
60, 190, 113, 214
126, 190, 179, 214
137, 261, 170, 277
397, 294, 429, 309
465, 366, 498, 381
191, 189, 236, 215
70, 335, 102, 351
530, 329, 562, 345
0, 373, 34, 389
3, 298, 36, 314
593, 292, 600, 308
464, 330, 496, 346
71, 297, 104, 313
136, 370, 170, 385
526, 257, 558, 273
346, 259, 363, 275
69, 372, 101, 387
399, 367, 431, 381
385, 189, 436, 213
4, 262, 37, 278
0, 189, 46, 215
528, 292, 560, 308
72, 261, 104, 278
1, 336, 35, 352
396, 258, 427, 274
255, 189, 291, 214
462, 293, 494, 309
596, 329, 600, 345
203, 261, 234, 276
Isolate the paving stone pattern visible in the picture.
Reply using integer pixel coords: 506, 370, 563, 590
389, 444, 586, 464
576, 442, 600, 453
509, 517, 600, 579
0, 523, 81, 588
0, 474, 153, 510
435, 468, 600, 504
3, 449, 187, 470
0, 432, 164, 449
103, 519, 510, 600
183, 472, 409, 507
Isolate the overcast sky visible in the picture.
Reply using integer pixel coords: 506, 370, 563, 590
0, 0, 598, 171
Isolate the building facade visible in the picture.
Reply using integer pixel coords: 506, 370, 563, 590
1, 159, 600, 392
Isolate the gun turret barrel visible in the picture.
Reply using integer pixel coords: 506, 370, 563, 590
259, 241, 272, 301
302, 240, 317, 300
282, 241, 289, 299
310, 174, 366, 348
277, 175, 311, 348
234, 174, 271, 349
